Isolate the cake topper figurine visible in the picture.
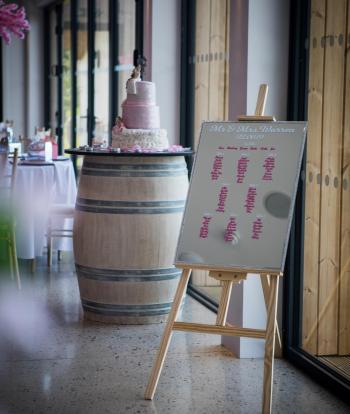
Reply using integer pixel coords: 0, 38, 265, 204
113, 116, 125, 133
126, 65, 141, 95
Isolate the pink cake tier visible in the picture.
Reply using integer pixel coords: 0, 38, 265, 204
122, 81, 160, 129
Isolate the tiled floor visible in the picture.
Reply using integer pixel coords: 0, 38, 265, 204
0, 255, 349, 414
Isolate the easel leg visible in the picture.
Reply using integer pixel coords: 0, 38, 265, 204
260, 274, 282, 357
262, 275, 279, 414
10, 229, 21, 290
144, 268, 191, 400
216, 280, 233, 326
8, 241, 14, 280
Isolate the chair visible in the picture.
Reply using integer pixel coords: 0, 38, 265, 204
0, 148, 21, 289
47, 203, 75, 267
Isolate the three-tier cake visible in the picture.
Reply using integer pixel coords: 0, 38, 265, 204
112, 67, 169, 149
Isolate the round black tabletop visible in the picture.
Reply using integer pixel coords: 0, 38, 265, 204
65, 148, 193, 157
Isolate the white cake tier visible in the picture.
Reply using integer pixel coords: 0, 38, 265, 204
112, 127, 169, 149
126, 81, 156, 104
122, 102, 160, 129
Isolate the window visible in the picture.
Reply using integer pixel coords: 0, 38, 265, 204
44, 0, 142, 170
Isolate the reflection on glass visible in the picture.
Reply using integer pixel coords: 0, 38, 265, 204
76, 0, 88, 148
49, 9, 57, 135
189, 0, 231, 303
116, 0, 136, 113
62, 1, 72, 151
94, 0, 109, 144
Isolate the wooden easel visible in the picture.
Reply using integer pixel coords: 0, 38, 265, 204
144, 85, 282, 414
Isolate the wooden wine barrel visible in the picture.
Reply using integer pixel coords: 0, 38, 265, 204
73, 154, 189, 324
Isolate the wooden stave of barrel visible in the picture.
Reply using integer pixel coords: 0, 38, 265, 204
73, 155, 188, 324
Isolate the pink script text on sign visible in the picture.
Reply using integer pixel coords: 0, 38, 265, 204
216, 185, 229, 213
252, 217, 264, 240
224, 216, 237, 242
236, 155, 249, 184
262, 155, 276, 181
199, 215, 212, 239
210, 154, 224, 180
244, 186, 257, 213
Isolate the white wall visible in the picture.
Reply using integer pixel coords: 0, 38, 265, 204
151, 0, 181, 145
246, 0, 290, 119
223, 0, 290, 358
1, 0, 44, 138
25, 1, 44, 137
2, 37, 26, 136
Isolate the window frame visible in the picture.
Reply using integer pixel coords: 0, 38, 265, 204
43, 0, 143, 167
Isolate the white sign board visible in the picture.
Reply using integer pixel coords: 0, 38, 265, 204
175, 121, 307, 273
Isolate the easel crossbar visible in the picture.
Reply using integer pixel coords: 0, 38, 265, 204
173, 322, 266, 339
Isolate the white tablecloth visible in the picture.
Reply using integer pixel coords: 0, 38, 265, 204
10, 160, 77, 259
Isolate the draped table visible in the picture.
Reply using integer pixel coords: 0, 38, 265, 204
11, 159, 77, 259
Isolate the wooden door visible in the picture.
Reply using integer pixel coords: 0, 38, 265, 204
302, 0, 350, 356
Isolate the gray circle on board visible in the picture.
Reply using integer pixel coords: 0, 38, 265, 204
264, 192, 291, 219
177, 251, 204, 264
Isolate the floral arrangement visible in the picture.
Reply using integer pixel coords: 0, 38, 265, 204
0, 1, 30, 45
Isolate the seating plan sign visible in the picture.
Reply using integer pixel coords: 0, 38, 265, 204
175, 121, 307, 273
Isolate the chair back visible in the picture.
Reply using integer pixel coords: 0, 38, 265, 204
10, 148, 19, 195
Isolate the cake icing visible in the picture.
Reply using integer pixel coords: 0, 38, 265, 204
122, 81, 160, 129
112, 66, 169, 149
112, 127, 168, 149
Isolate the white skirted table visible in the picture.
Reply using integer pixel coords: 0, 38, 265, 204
10, 159, 77, 259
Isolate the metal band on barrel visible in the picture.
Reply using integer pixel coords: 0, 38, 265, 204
81, 299, 173, 316
75, 198, 185, 214
83, 161, 187, 170
81, 168, 187, 177
76, 264, 182, 282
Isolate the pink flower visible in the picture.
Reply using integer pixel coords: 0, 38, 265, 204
168, 145, 184, 153
0, 1, 30, 45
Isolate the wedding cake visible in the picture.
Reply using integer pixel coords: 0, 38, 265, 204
112, 66, 169, 149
